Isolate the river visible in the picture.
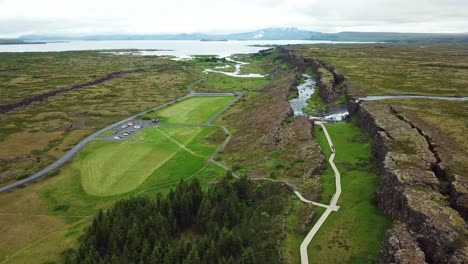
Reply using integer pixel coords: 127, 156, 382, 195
289, 74, 350, 122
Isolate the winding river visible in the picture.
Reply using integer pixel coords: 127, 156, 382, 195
289, 74, 350, 122
289, 74, 316, 116
203, 58, 265, 78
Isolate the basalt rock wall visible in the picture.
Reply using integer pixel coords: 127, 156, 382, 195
351, 102, 468, 264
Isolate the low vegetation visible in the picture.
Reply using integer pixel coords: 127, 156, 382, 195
0, 51, 170, 103
293, 44, 468, 96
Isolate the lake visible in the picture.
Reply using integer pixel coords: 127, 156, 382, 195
0, 40, 361, 58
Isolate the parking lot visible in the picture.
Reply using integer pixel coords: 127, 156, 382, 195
98, 119, 159, 141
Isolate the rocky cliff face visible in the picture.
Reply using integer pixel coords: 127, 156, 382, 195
314, 63, 345, 103
380, 222, 427, 264
351, 102, 468, 264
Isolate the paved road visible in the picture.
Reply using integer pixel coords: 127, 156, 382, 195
299, 122, 341, 264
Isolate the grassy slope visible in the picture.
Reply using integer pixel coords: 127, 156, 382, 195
144, 96, 235, 124
307, 121, 390, 263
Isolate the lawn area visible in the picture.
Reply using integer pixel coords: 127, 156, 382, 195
143, 96, 235, 124
81, 126, 223, 196
308, 121, 390, 263
0, 125, 227, 263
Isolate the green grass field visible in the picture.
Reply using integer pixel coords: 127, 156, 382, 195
81, 126, 215, 196
308, 121, 390, 263
143, 96, 235, 124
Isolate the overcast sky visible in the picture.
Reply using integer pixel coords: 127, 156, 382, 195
0, 0, 467, 37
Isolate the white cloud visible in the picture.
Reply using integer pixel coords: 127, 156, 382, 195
0, 0, 467, 37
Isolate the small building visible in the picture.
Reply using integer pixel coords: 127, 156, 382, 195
152, 119, 160, 123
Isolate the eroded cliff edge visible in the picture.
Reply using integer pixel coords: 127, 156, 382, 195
349, 100, 467, 264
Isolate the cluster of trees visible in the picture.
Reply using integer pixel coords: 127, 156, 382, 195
63, 175, 289, 263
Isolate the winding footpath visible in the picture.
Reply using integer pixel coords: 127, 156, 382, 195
299, 121, 341, 264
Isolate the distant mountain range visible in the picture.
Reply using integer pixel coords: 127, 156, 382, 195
0, 38, 44, 45
14, 28, 468, 43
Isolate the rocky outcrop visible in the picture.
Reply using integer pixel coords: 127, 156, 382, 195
380, 222, 427, 264
352, 102, 468, 264
451, 176, 468, 219
314, 63, 345, 103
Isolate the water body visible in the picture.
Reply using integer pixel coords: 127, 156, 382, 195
315, 111, 350, 122
203, 58, 265, 78
0, 40, 353, 57
358, 95, 468, 101
289, 74, 316, 115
